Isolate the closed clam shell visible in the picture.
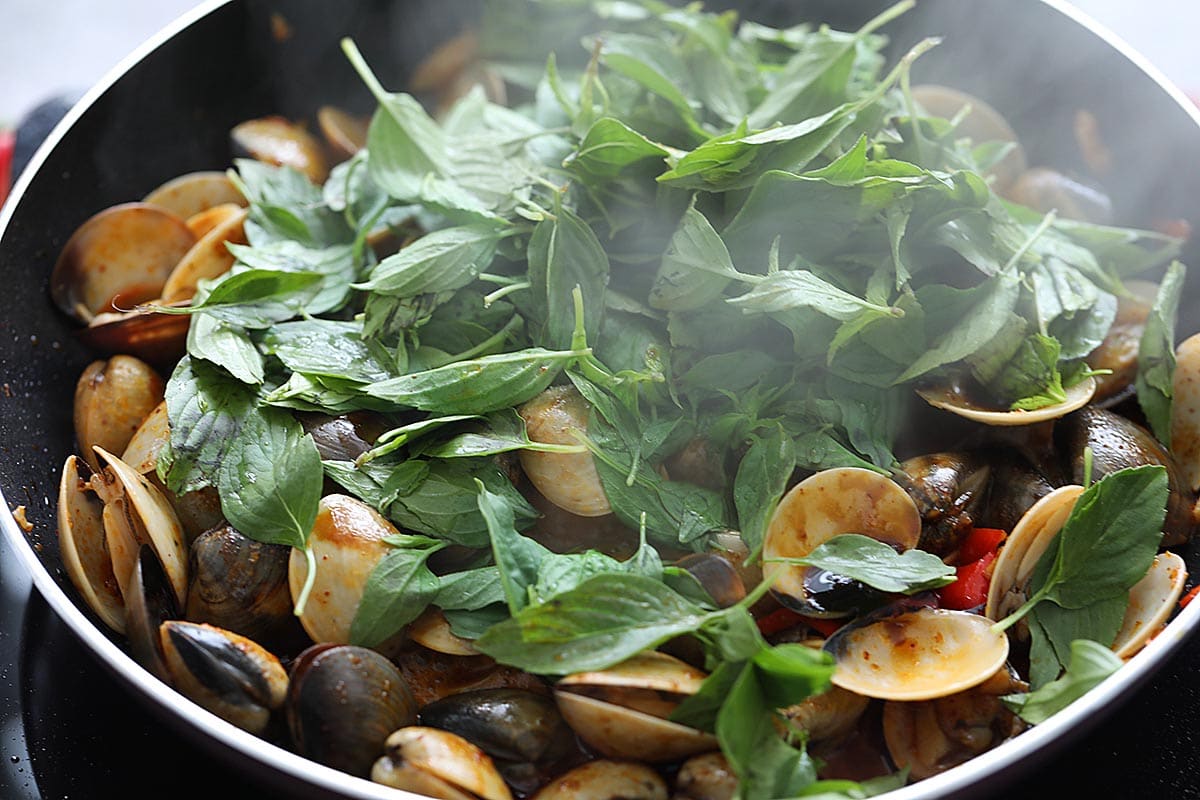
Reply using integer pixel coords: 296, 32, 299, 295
372, 727, 513, 800
161, 620, 288, 734
231, 116, 329, 183
318, 106, 368, 159
74, 356, 164, 474
50, 202, 196, 322
143, 170, 246, 219
288, 644, 417, 776
79, 307, 191, 366
675, 752, 737, 800
518, 386, 611, 517
288, 494, 396, 644
1170, 332, 1200, 492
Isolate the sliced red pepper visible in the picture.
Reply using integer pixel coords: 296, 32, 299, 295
957, 526, 1006, 565
755, 607, 845, 638
938, 551, 997, 611
1181, 585, 1200, 609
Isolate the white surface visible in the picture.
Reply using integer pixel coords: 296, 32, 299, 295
0, 1, 1195, 127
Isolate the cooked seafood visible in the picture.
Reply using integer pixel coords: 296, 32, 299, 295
43, 2, 1198, 798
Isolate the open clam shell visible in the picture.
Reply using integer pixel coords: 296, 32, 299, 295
371, 727, 513, 800
984, 485, 1084, 622
231, 116, 329, 183
762, 467, 921, 616
318, 106, 369, 160
910, 84, 1027, 196
824, 607, 1010, 701
74, 356, 165, 474
1112, 552, 1188, 659
408, 607, 480, 656
161, 206, 248, 303
51, 202, 197, 323
917, 376, 1096, 427
57, 454, 126, 633
79, 306, 191, 366
554, 652, 716, 763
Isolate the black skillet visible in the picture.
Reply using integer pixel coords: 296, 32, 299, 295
3, 1, 1200, 798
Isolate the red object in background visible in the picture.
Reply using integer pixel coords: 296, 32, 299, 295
0, 129, 14, 207
755, 606, 844, 638
956, 527, 1006, 565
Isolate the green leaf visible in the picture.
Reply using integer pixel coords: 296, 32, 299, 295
233, 159, 352, 247
216, 406, 323, 550
157, 269, 323, 329
350, 537, 444, 648
474, 574, 714, 674
565, 116, 671, 178
527, 204, 610, 349
1137, 262, 1185, 445
228, 241, 360, 315
159, 357, 258, 494
734, 426, 796, 555
355, 223, 507, 297
433, 567, 506, 611
364, 346, 586, 414
1002, 639, 1122, 723
477, 481, 553, 614
1027, 596, 1127, 689
787, 534, 956, 594
728, 269, 899, 323
649, 201, 742, 312
186, 314, 264, 385
260, 319, 392, 384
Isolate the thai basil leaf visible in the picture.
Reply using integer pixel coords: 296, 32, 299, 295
350, 536, 444, 648
423, 408, 587, 459
527, 204, 609, 349
444, 605, 511, 640
1029, 595, 1126, 689
728, 269, 899, 322
477, 481, 552, 614
734, 426, 796, 555
474, 574, 716, 674
565, 116, 671, 178
216, 405, 323, 550
159, 357, 258, 494
788, 534, 956, 594
1003, 639, 1122, 722
260, 319, 393, 384
186, 314, 264, 385
649, 201, 742, 311
233, 159, 353, 247
158, 269, 323, 328
434, 567, 506, 611
364, 346, 585, 414
355, 223, 507, 297
228, 241, 360, 315
1137, 262, 1185, 445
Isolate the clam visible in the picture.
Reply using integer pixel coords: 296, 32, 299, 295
317, 106, 369, 160
781, 684, 870, 743
74, 355, 165, 473
910, 84, 1026, 196
762, 467, 921, 616
518, 386, 611, 517
409, 607, 480, 656
1112, 552, 1187, 659
231, 116, 329, 183
50, 202, 196, 323
533, 760, 668, 800
916, 376, 1096, 427
894, 451, 991, 556
186, 524, 302, 650
419, 688, 574, 766
125, 544, 179, 682
674, 752, 737, 800
120, 399, 170, 475
674, 552, 747, 609
78, 306, 191, 366
160, 206, 248, 303
288, 494, 397, 644
1057, 407, 1195, 547
57, 455, 125, 632
371, 727, 513, 800
395, 645, 549, 707
409, 30, 507, 115
824, 607, 1010, 701
184, 202, 243, 238
1007, 167, 1113, 224
94, 446, 189, 605
554, 651, 717, 763
160, 620, 288, 734
1170, 331, 1200, 492
1089, 282, 1155, 405
881, 665, 1026, 780
288, 644, 418, 776
143, 170, 246, 219
984, 485, 1084, 622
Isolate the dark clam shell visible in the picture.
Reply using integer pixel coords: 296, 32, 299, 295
286, 644, 418, 777
419, 688, 573, 764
